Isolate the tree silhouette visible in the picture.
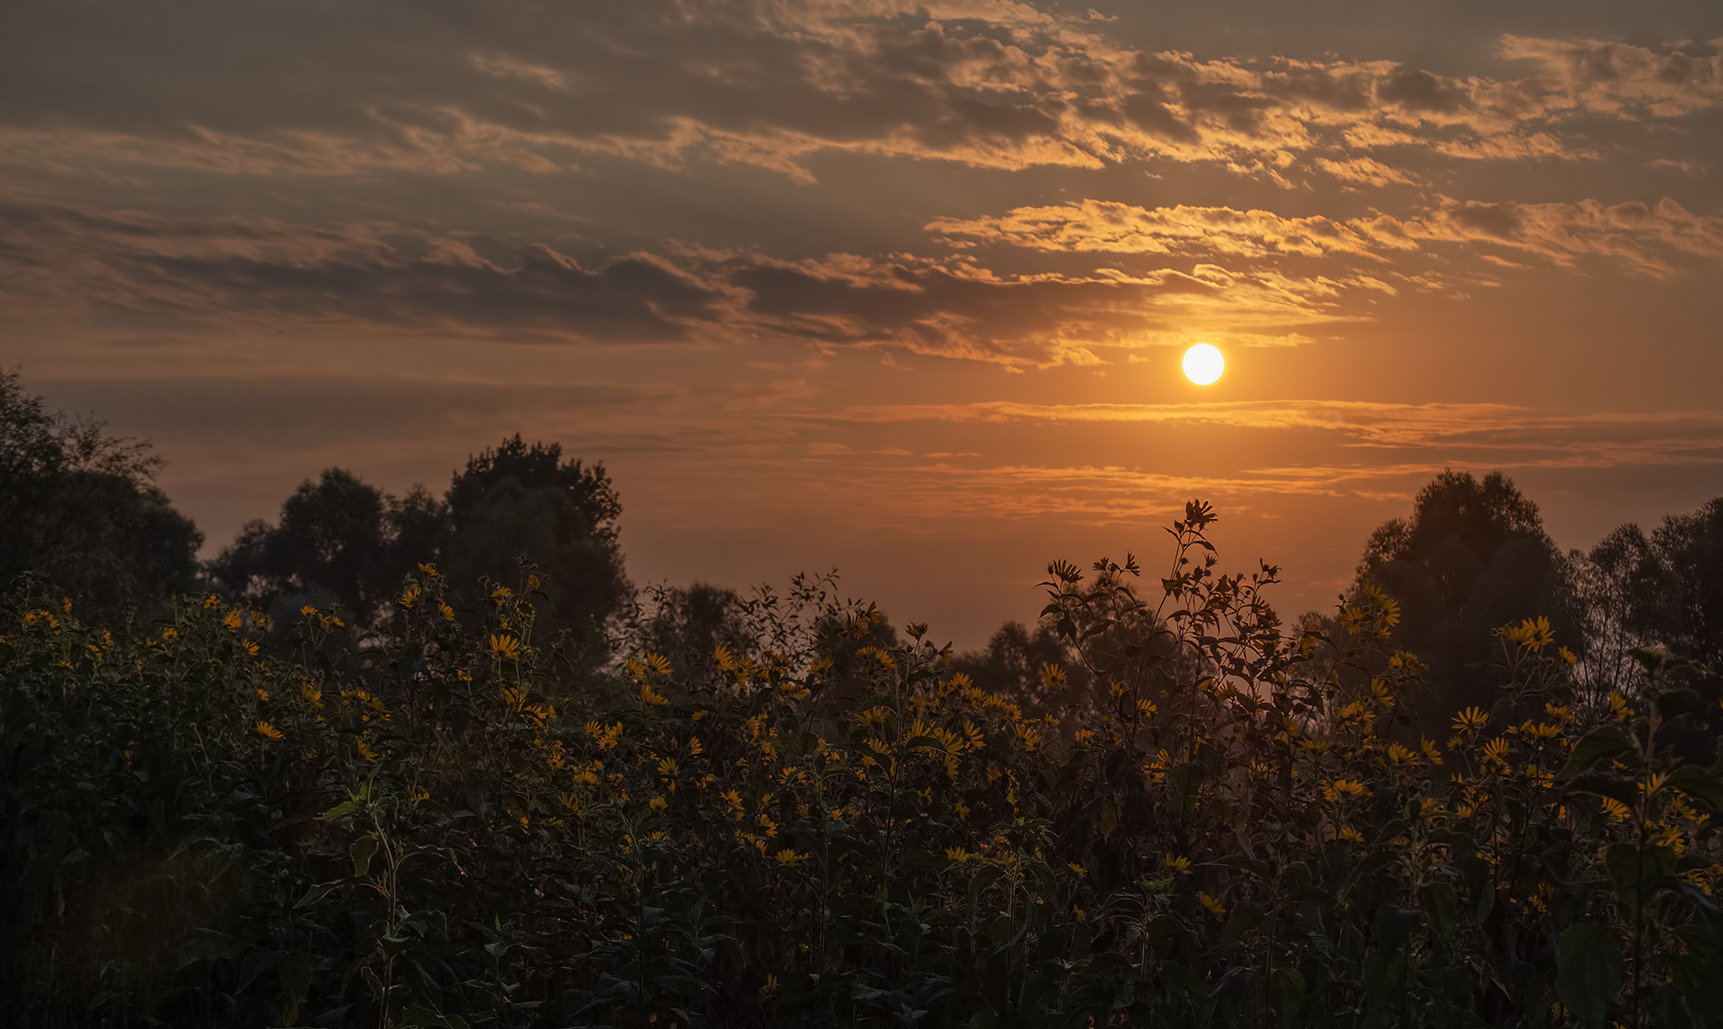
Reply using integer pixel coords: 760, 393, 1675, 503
1356, 470, 1578, 736
0, 370, 201, 625
210, 469, 448, 625
443, 434, 628, 646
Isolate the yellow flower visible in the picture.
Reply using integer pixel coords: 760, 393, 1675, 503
1482, 736, 1511, 770
1339, 826, 1364, 843
489, 634, 523, 660
203, 594, 223, 610
1321, 779, 1368, 802
438, 602, 456, 623
222, 609, 243, 632
300, 605, 318, 617
688, 736, 704, 757
945, 847, 971, 863
397, 588, 420, 609
1502, 616, 1555, 652
1040, 663, 1068, 691
1197, 890, 1225, 915
1163, 854, 1192, 875
356, 738, 379, 762
774, 848, 808, 867
1600, 797, 1632, 823
491, 585, 512, 603
640, 684, 668, 707
1610, 691, 1631, 721
255, 721, 283, 741
649, 795, 669, 811
1452, 706, 1489, 734
256, 688, 269, 702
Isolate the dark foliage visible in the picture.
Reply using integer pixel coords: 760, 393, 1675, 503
0, 370, 202, 626
1356, 469, 1580, 737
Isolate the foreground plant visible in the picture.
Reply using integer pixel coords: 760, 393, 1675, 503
3, 505, 1721, 1028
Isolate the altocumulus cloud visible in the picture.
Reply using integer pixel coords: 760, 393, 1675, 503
2, 1, 1720, 185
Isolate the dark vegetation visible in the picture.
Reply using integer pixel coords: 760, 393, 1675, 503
4, 369, 1723, 1028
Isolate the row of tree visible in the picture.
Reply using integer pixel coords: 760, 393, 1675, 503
2, 369, 1719, 736
0, 371, 628, 648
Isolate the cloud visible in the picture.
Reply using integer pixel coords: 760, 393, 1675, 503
927, 201, 1382, 258
1498, 35, 1723, 119
0, 198, 727, 342
932, 196, 1723, 278
819, 398, 1723, 469
3, 1, 1719, 187
0, 196, 1387, 365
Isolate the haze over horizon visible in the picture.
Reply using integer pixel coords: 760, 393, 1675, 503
4, 0, 1721, 646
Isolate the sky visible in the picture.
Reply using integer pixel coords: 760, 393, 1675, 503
3, 0, 1722, 647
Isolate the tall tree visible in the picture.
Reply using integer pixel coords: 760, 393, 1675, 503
1355, 470, 1578, 735
0, 370, 202, 625
443, 435, 629, 644
1571, 498, 1723, 758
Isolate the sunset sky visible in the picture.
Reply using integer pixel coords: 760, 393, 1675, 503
4, 0, 1721, 645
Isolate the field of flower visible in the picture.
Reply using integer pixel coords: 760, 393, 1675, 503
3, 501, 1721, 1028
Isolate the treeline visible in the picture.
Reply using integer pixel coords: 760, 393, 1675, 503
4, 370, 1721, 739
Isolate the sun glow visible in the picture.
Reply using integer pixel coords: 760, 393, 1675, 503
1182, 343, 1224, 385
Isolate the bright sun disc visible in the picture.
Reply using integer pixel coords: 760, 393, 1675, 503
1182, 343, 1224, 385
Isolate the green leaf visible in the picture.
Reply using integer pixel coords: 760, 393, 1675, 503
278, 952, 313, 1025
1557, 923, 1622, 1027
1418, 882, 1459, 941
1656, 689, 1702, 720
1220, 900, 1264, 949
1558, 724, 1634, 780
1666, 764, 1723, 809
399, 1004, 469, 1028
319, 799, 358, 822
1564, 773, 1639, 808
1269, 965, 1305, 1021
351, 834, 378, 879
1373, 905, 1425, 955
294, 881, 341, 909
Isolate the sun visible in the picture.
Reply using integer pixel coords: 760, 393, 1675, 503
1182, 343, 1224, 385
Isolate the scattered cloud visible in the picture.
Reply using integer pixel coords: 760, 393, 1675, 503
3, 1, 1719, 185
932, 196, 1723, 278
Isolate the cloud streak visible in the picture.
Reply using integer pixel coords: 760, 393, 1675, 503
931, 196, 1723, 278
0, 197, 1392, 364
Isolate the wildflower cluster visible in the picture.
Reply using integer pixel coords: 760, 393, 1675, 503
3, 516, 1721, 1028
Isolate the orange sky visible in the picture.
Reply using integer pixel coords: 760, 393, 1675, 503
4, 0, 1721, 645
